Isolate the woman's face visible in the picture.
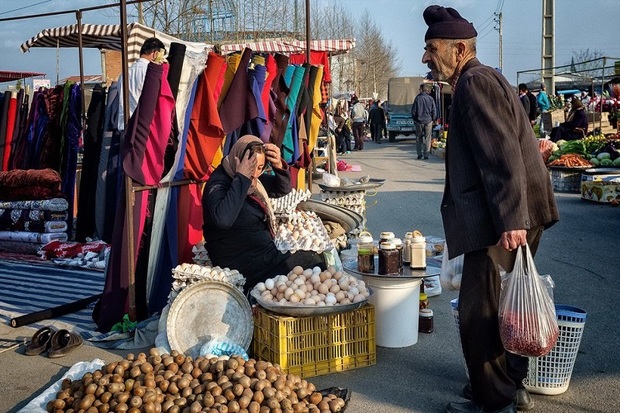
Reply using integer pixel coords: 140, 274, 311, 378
250, 152, 266, 189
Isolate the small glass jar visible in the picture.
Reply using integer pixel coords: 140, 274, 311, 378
419, 292, 429, 310
379, 231, 395, 244
419, 309, 434, 333
357, 234, 375, 273
403, 233, 413, 264
378, 242, 399, 275
393, 238, 403, 273
410, 235, 427, 270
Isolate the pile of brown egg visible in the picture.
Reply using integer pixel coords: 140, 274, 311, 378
47, 349, 346, 413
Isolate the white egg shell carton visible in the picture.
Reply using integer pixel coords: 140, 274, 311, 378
170, 263, 246, 295
271, 188, 313, 218
274, 210, 333, 254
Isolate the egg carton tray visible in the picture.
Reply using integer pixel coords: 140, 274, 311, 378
170, 263, 245, 294
272, 188, 313, 218
274, 211, 334, 254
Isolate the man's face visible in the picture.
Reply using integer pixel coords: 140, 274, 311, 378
422, 39, 458, 82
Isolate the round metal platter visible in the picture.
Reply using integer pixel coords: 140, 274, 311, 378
297, 200, 363, 233
250, 287, 373, 317
167, 280, 253, 358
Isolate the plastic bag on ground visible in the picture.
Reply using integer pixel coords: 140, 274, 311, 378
498, 245, 559, 357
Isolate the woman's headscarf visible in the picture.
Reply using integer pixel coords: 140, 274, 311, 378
222, 134, 277, 237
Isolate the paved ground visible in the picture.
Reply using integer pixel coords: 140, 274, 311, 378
1, 136, 619, 412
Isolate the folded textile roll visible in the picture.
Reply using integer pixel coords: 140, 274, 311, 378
0, 198, 68, 212
0, 220, 68, 233
0, 231, 68, 243
0, 239, 47, 255
0, 208, 68, 224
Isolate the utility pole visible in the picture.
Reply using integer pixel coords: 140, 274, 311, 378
494, 12, 503, 71
542, 0, 555, 93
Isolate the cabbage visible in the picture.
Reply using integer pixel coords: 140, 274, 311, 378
597, 152, 611, 160
600, 159, 613, 166
613, 157, 620, 166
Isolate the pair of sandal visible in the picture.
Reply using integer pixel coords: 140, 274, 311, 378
24, 326, 83, 358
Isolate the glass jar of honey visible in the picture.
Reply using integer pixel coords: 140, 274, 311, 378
357, 233, 375, 273
378, 242, 399, 274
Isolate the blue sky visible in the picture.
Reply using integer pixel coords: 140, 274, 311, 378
1, 0, 619, 87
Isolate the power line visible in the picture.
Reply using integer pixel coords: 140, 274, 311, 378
0, 0, 52, 16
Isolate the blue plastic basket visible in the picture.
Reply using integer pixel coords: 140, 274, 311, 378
524, 305, 587, 395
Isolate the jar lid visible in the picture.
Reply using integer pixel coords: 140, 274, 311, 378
359, 235, 374, 243
379, 231, 395, 240
393, 238, 403, 246
404, 232, 413, 239
420, 309, 434, 317
419, 292, 428, 300
412, 236, 426, 243
379, 242, 396, 250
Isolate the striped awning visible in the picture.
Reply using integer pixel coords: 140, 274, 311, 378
21, 22, 211, 64
0, 70, 45, 83
219, 38, 355, 56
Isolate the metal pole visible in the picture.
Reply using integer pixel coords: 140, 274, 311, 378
119, 0, 137, 322
76, 10, 86, 131
305, 0, 310, 63
600, 57, 605, 132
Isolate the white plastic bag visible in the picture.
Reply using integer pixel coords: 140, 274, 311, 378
440, 242, 464, 291
499, 245, 559, 357
322, 172, 341, 187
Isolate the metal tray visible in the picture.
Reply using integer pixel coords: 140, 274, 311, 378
297, 199, 364, 233
318, 178, 386, 192
343, 258, 441, 279
250, 287, 373, 317
167, 280, 253, 358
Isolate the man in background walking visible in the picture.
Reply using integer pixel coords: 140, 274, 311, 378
411, 83, 437, 159
350, 97, 367, 150
369, 100, 386, 144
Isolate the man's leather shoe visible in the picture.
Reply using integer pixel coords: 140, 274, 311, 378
446, 401, 516, 413
25, 326, 55, 356
462, 384, 534, 412
47, 329, 83, 358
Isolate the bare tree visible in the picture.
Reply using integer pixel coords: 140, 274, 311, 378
564, 48, 610, 80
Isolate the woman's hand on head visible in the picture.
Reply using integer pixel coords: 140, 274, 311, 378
263, 143, 283, 169
236, 149, 257, 179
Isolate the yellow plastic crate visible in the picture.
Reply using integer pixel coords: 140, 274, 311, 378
253, 304, 376, 378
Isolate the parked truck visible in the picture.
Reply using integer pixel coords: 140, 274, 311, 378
386, 76, 425, 141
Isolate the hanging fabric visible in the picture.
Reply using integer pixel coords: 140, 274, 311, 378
270, 53, 290, 148
94, 62, 173, 332
2, 92, 18, 171
76, 84, 106, 241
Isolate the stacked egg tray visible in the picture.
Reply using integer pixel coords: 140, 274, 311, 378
169, 263, 246, 302
319, 190, 366, 216
191, 240, 211, 266
271, 188, 313, 218
275, 210, 334, 254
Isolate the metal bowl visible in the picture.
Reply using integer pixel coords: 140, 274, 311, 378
250, 287, 373, 317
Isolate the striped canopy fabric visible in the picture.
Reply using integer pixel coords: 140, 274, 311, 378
20, 22, 211, 64
219, 38, 355, 56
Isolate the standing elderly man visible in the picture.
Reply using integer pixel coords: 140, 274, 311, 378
421, 5, 559, 413
411, 83, 437, 159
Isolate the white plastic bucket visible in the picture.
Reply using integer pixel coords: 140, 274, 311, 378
364, 276, 421, 348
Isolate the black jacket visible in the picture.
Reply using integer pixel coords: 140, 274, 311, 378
202, 164, 291, 283
442, 59, 559, 258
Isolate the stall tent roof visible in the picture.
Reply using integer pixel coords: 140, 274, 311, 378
0, 70, 45, 83
218, 38, 355, 56
20, 22, 211, 64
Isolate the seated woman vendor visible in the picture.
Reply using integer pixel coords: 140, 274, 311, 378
550, 98, 588, 142
202, 135, 326, 292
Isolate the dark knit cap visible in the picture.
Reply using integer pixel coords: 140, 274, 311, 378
423, 5, 478, 41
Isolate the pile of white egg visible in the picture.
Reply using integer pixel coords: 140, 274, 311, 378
252, 266, 370, 306
274, 211, 332, 254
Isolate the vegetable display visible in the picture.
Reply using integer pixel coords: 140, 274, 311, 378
547, 154, 592, 168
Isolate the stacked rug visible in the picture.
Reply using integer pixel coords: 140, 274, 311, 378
0, 169, 69, 254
